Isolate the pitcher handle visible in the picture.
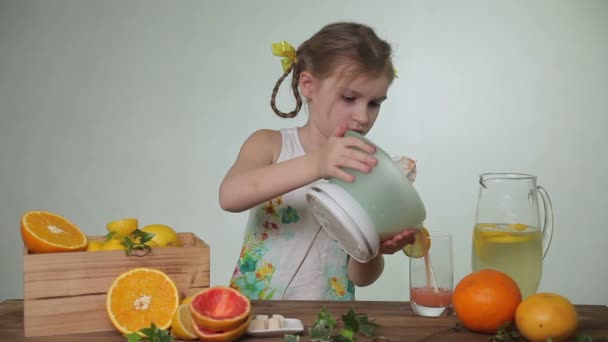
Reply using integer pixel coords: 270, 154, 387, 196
537, 185, 554, 259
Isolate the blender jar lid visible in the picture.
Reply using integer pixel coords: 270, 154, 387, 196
306, 182, 379, 263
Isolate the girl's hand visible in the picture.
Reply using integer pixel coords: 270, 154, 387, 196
379, 228, 417, 254
314, 124, 378, 182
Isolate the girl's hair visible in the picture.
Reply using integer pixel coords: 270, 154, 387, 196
270, 22, 395, 118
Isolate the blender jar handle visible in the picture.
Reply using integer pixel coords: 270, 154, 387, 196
537, 185, 554, 259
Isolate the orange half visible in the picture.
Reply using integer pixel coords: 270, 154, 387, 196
21, 210, 88, 253
106, 268, 179, 335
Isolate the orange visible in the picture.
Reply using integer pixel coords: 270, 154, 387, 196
189, 286, 251, 332
515, 293, 579, 342
193, 315, 251, 342
402, 227, 430, 258
171, 304, 198, 341
106, 268, 179, 335
21, 210, 88, 253
452, 269, 522, 334
194, 316, 251, 342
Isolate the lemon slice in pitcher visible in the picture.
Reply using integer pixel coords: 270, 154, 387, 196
402, 227, 431, 258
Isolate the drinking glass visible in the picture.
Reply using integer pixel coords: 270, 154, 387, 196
409, 231, 453, 317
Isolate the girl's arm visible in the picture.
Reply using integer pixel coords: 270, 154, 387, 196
347, 254, 385, 287
347, 228, 417, 286
219, 129, 321, 212
219, 126, 378, 213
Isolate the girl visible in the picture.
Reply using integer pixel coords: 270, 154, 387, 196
220, 22, 417, 300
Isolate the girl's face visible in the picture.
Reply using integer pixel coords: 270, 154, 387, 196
303, 67, 392, 138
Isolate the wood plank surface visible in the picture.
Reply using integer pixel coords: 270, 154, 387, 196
1, 299, 607, 341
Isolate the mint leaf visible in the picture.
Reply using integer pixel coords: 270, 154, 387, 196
317, 307, 337, 329
339, 328, 354, 341
132, 229, 155, 244
126, 332, 142, 342
332, 335, 353, 342
127, 322, 173, 342
122, 236, 134, 248
355, 314, 379, 337
341, 309, 359, 332
309, 322, 333, 342
310, 306, 380, 341
285, 334, 300, 342
105, 231, 116, 242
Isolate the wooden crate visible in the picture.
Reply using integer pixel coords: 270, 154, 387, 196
23, 232, 210, 337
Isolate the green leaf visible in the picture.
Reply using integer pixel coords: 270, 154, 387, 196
309, 323, 333, 342
332, 335, 353, 342
122, 236, 134, 248
339, 328, 354, 341
316, 307, 337, 329
341, 309, 359, 332
141, 232, 156, 244
576, 335, 594, 342
356, 316, 379, 337
284, 334, 300, 342
125, 332, 142, 342
127, 322, 174, 342
105, 231, 115, 242
131, 229, 156, 244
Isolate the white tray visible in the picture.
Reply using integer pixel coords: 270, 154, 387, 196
247, 318, 304, 336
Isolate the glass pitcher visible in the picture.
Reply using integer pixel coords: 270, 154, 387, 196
472, 173, 554, 299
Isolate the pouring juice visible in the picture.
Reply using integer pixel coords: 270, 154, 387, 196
472, 223, 543, 298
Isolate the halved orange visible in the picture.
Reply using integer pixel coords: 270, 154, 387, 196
402, 227, 431, 258
106, 268, 179, 335
193, 315, 252, 342
190, 286, 251, 332
21, 210, 88, 253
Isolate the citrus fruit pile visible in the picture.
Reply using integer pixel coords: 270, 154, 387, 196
102, 218, 182, 252
452, 269, 579, 341
20, 210, 182, 254
105, 268, 251, 341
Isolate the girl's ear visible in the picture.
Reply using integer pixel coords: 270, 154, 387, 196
299, 71, 314, 101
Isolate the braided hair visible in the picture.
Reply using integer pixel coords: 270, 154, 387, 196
270, 22, 395, 118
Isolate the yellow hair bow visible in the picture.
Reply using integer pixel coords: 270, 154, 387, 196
272, 40, 297, 72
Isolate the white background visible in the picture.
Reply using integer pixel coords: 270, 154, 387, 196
1, 0, 607, 304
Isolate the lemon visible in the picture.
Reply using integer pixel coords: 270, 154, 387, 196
141, 224, 181, 247
106, 218, 138, 237
103, 238, 126, 251
86, 240, 104, 251
402, 227, 431, 258
171, 304, 198, 340
508, 223, 528, 231
181, 296, 193, 305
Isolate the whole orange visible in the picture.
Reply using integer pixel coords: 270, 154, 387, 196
452, 269, 522, 334
515, 293, 578, 342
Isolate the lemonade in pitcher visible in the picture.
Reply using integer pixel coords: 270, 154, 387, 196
472, 223, 543, 299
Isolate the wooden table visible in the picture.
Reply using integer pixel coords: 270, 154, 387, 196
1, 299, 607, 341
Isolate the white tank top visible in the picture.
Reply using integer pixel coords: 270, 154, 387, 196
229, 127, 355, 300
